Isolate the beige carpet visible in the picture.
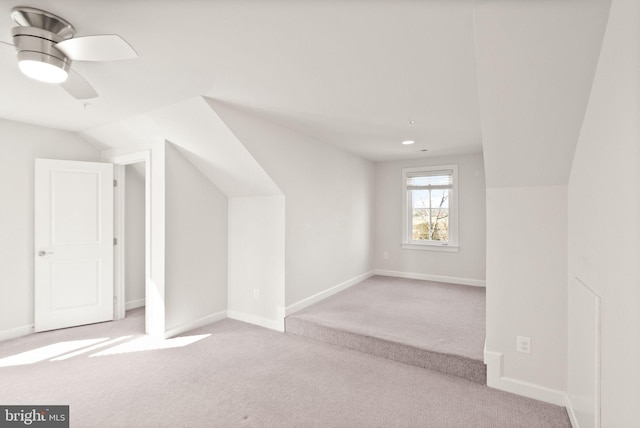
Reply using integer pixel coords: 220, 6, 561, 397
286, 276, 486, 383
0, 308, 571, 427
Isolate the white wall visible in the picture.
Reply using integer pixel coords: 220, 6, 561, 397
474, 0, 611, 404
88, 97, 282, 335
124, 164, 146, 309
228, 196, 285, 330
209, 99, 375, 309
374, 153, 485, 284
0, 118, 101, 340
165, 142, 228, 333
486, 186, 567, 394
568, 0, 640, 425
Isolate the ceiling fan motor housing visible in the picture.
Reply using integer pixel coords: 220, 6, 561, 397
10, 7, 76, 76
7, 6, 136, 98
11, 6, 75, 38
12, 26, 72, 74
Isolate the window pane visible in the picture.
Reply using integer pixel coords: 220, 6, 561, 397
412, 210, 430, 240
430, 189, 449, 208
431, 209, 449, 241
403, 165, 456, 246
411, 190, 430, 240
412, 190, 430, 209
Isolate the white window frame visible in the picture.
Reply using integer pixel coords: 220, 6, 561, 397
401, 164, 459, 252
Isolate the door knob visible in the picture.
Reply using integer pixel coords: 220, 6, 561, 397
38, 250, 54, 257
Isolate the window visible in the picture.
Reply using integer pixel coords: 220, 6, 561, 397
402, 165, 458, 252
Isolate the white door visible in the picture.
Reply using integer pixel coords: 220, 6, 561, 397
34, 159, 114, 332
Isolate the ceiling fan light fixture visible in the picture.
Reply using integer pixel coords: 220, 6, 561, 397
17, 51, 70, 83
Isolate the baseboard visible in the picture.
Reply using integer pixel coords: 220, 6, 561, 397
374, 269, 485, 287
285, 271, 374, 316
0, 324, 34, 342
565, 397, 579, 428
484, 347, 567, 406
125, 299, 146, 311
164, 310, 227, 339
227, 310, 282, 332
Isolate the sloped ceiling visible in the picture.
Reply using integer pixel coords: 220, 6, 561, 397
0, 0, 481, 161
0, 0, 611, 173
475, 0, 611, 187
83, 96, 282, 197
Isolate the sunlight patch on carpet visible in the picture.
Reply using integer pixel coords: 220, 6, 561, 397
89, 334, 211, 357
51, 336, 134, 361
0, 338, 109, 367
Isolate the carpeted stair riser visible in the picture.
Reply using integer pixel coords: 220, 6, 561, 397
285, 317, 487, 384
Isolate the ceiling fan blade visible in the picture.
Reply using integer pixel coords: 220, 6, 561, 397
0, 40, 14, 48
61, 69, 98, 99
56, 34, 137, 61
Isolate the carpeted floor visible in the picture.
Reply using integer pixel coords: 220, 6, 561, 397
286, 276, 487, 383
0, 308, 570, 427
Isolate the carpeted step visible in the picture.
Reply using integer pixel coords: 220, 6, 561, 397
285, 316, 487, 384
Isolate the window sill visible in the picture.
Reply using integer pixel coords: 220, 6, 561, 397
402, 243, 459, 253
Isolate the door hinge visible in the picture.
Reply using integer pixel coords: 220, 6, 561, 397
113, 238, 118, 245
113, 179, 118, 187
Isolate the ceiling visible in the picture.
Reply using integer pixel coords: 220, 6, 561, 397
0, 0, 482, 161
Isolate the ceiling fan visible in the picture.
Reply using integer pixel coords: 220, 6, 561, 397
1, 6, 137, 99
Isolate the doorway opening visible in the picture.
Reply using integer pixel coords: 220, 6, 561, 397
112, 150, 152, 334
123, 162, 146, 316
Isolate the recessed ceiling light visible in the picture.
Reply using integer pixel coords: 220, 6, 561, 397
402, 140, 415, 145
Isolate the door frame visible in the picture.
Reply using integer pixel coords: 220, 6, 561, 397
111, 150, 151, 323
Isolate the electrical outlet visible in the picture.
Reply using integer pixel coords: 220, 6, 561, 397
382, 252, 389, 259
516, 336, 531, 354
253, 289, 260, 299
